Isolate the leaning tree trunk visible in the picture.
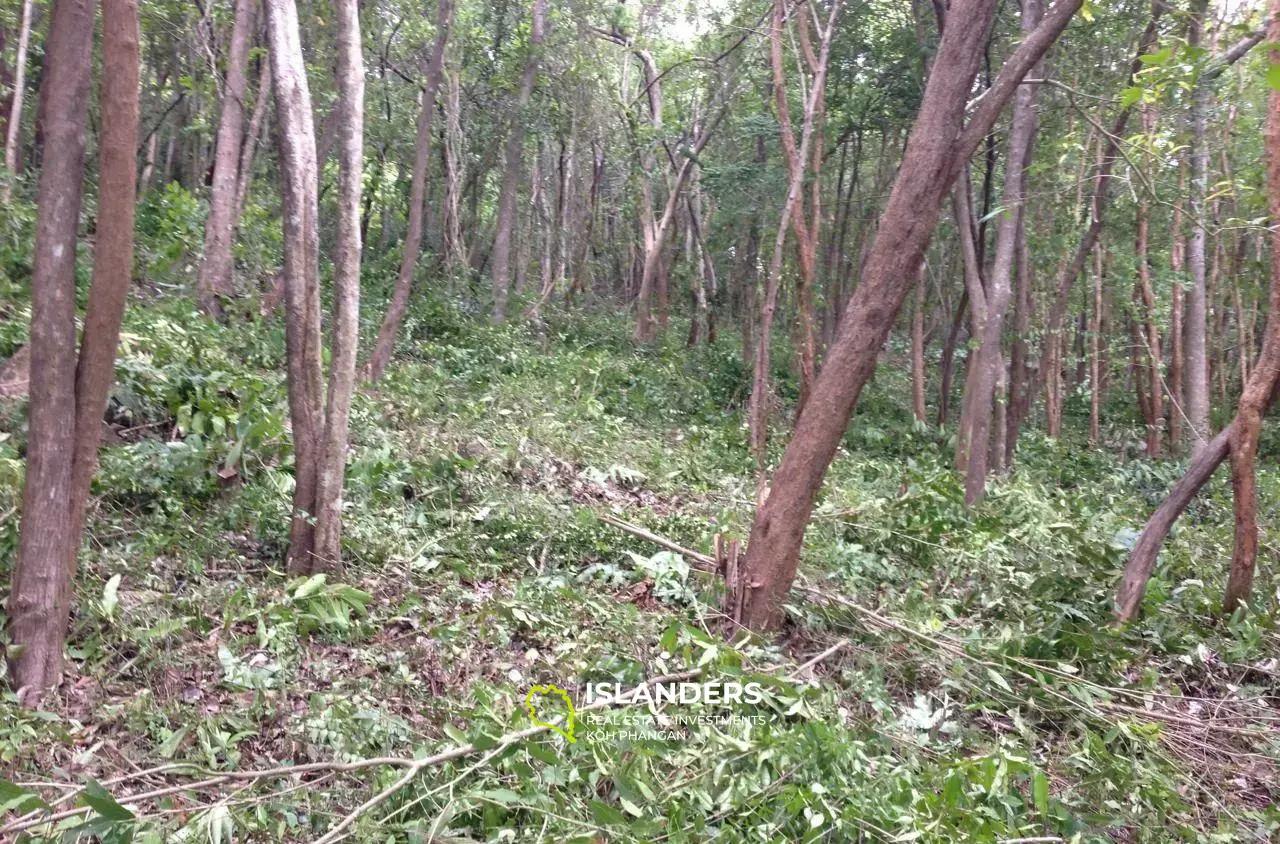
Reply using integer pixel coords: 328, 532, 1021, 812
733, 0, 1082, 631
0, 0, 33, 205
310, 0, 364, 571
265, 0, 325, 574
8, 0, 139, 705
366, 0, 452, 380
490, 0, 548, 323
196, 0, 256, 317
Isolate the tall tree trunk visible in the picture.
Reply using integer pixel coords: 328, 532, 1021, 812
196, 0, 256, 317
1088, 245, 1102, 445
734, 0, 1082, 630
367, 0, 453, 379
1185, 0, 1212, 455
490, 0, 548, 323
442, 67, 467, 281
960, 0, 1042, 505
1136, 168, 1162, 457
1004, 208, 1032, 465
912, 266, 928, 422
309, 0, 363, 571
266, 0, 325, 574
8, 0, 139, 705
0, 0, 33, 205
1170, 170, 1186, 450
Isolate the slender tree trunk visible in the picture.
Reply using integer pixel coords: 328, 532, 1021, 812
1136, 172, 1162, 456
735, 0, 1082, 630
235, 61, 272, 221
266, 0, 325, 573
960, 0, 1042, 504
8, 0, 139, 705
196, 0, 256, 317
309, 0, 363, 571
0, 0, 33, 205
442, 67, 467, 280
490, 0, 547, 323
1185, 0, 1212, 455
1088, 244, 1102, 445
912, 266, 928, 422
1170, 172, 1186, 450
367, 0, 453, 379
1005, 209, 1032, 465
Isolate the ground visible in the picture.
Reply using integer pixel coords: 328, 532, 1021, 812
0, 296, 1278, 842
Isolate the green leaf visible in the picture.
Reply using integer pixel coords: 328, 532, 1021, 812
476, 788, 523, 805
1119, 86, 1143, 109
292, 574, 327, 600
81, 779, 135, 822
985, 667, 1014, 694
1032, 769, 1050, 815
0, 779, 49, 815
158, 726, 189, 759
589, 799, 628, 826
1267, 63, 1280, 92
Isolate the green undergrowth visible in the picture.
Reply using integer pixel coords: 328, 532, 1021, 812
0, 294, 1277, 842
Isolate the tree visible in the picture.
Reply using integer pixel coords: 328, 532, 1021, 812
367, 0, 454, 381
0, 0, 33, 205
195, 0, 256, 318
264, 0, 364, 573
1115, 0, 1280, 622
747, 0, 837, 484
956, 0, 1044, 505
731, 0, 1083, 630
7, 0, 140, 703
490, 0, 548, 323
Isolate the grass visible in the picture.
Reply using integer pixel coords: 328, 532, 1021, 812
0, 291, 1278, 842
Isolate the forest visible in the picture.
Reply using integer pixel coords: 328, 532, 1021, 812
0, 0, 1279, 839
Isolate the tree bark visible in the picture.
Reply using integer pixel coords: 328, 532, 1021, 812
8, 0, 138, 705
367, 0, 453, 379
490, 0, 547, 323
196, 0, 256, 317
0, 0, 33, 205
734, 0, 1082, 630
310, 0, 363, 572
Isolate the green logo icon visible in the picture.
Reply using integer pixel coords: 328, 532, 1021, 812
525, 684, 576, 743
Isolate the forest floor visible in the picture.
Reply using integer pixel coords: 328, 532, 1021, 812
1, 297, 1279, 842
